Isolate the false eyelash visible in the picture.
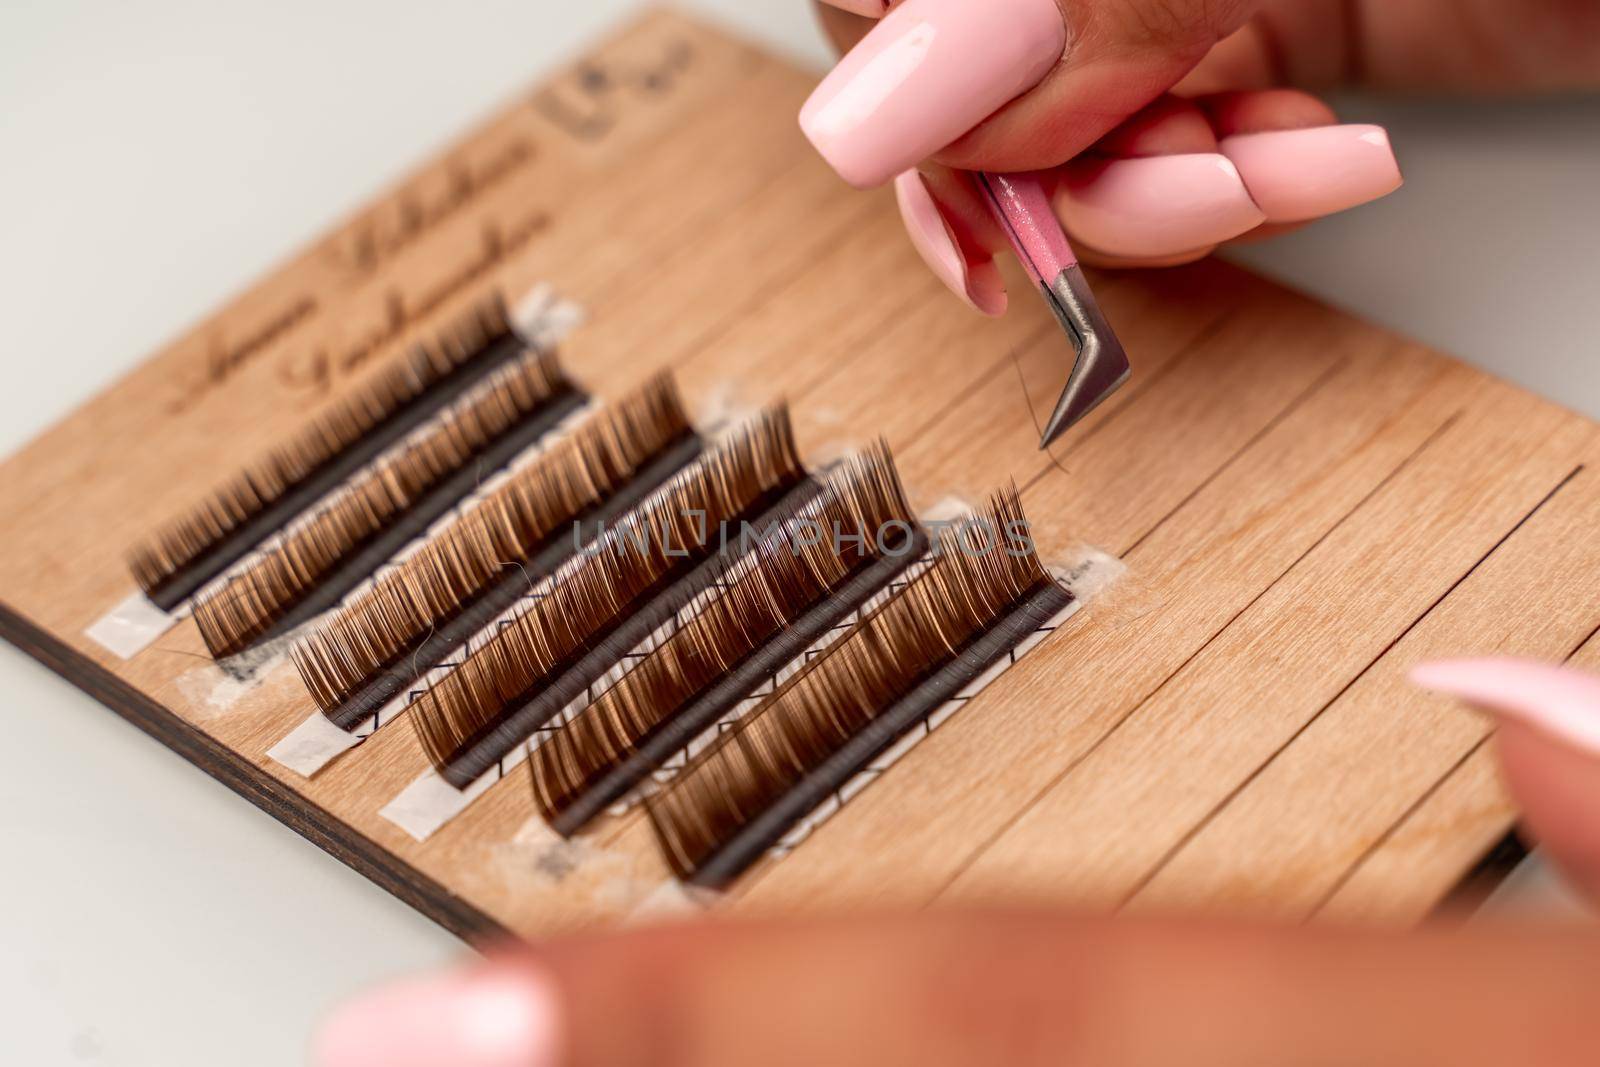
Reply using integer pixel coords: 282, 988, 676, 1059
644, 487, 1072, 888
128, 293, 566, 609
292, 372, 697, 728
191, 349, 574, 658
410, 405, 813, 789
529, 441, 925, 835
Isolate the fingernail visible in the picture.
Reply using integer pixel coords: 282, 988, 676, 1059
894, 170, 1006, 315
1053, 154, 1265, 258
820, 0, 891, 15
800, 0, 1066, 188
1411, 657, 1600, 757
313, 964, 559, 1067
1219, 124, 1402, 224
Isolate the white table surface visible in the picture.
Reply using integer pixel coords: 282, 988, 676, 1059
1, 2, 1595, 1063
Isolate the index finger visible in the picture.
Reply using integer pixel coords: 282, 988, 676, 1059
801, 0, 1257, 187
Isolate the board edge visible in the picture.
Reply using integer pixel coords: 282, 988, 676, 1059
0, 598, 505, 945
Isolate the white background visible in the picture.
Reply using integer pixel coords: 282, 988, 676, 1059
1, 2, 1596, 1063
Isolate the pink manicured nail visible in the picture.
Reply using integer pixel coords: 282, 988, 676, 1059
820, 0, 891, 15
894, 170, 1006, 315
1220, 124, 1402, 224
800, 0, 1066, 188
313, 965, 559, 1067
1411, 657, 1600, 757
1052, 154, 1265, 258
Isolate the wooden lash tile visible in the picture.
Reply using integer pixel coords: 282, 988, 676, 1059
645, 488, 1072, 887
293, 372, 698, 728
128, 294, 552, 609
4, 12, 1595, 940
411, 405, 814, 789
191, 349, 580, 658
530, 441, 926, 835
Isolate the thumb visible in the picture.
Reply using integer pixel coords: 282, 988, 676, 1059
802, 0, 1256, 187
1411, 657, 1600, 906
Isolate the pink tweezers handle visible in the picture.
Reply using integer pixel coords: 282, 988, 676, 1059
974, 171, 1078, 286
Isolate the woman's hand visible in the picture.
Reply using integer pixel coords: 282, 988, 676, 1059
802, 0, 1599, 306
312, 658, 1600, 1067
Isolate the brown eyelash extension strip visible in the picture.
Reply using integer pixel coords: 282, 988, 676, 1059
530, 442, 926, 836
292, 373, 699, 729
644, 487, 1072, 888
411, 405, 816, 789
191, 349, 578, 658
129, 294, 574, 610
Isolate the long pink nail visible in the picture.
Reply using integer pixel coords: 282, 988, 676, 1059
894, 170, 1006, 315
1219, 124, 1402, 224
1052, 154, 1265, 258
313, 965, 559, 1067
1411, 657, 1600, 757
800, 0, 1066, 188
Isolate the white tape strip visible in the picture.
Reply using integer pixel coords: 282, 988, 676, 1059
382, 751, 523, 842
267, 713, 367, 776
512, 283, 586, 349
83, 592, 177, 660
625, 880, 710, 924
1058, 545, 1127, 602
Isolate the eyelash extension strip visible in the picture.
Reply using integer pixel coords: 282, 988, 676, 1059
529, 442, 926, 836
291, 372, 699, 729
128, 293, 574, 610
410, 405, 816, 790
644, 488, 1072, 888
190, 349, 579, 658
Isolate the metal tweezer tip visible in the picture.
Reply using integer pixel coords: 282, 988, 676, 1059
1037, 264, 1131, 449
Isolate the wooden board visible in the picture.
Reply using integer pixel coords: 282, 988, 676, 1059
2, 7, 1596, 940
